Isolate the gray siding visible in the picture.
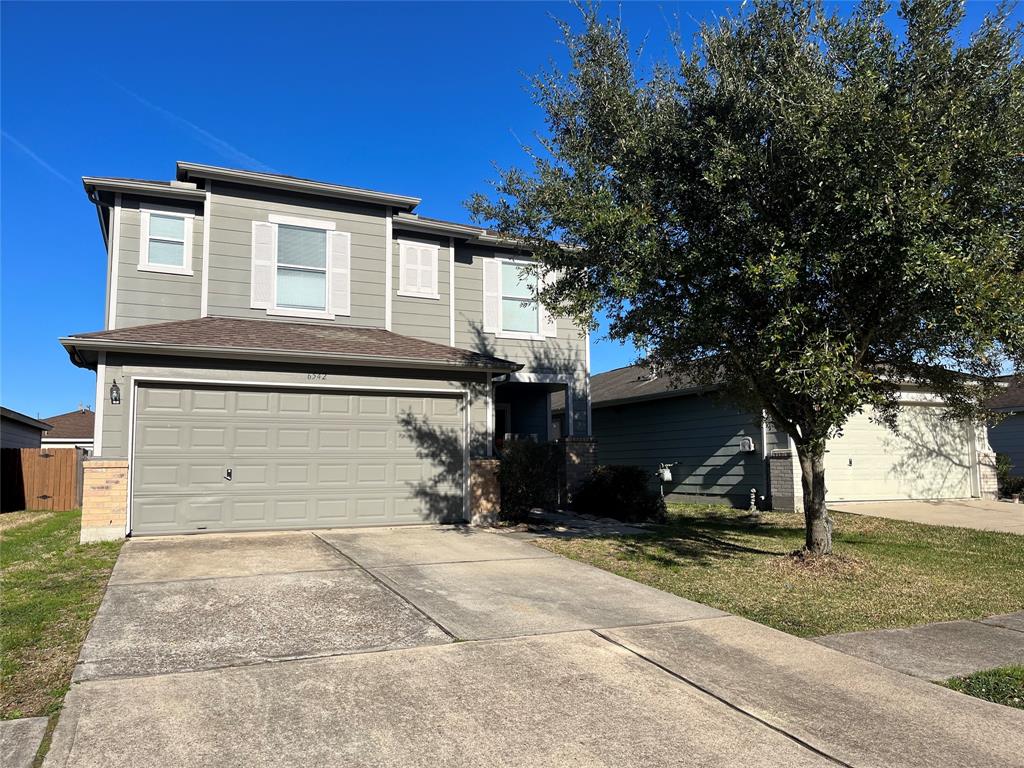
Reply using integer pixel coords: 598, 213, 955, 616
206, 182, 387, 327
391, 230, 451, 345
114, 197, 203, 328
453, 242, 590, 435
98, 354, 490, 461
592, 394, 766, 505
1, 418, 44, 449
990, 413, 1024, 475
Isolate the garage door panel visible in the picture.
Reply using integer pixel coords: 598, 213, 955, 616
132, 385, 464, 534
824, 406, 973, 501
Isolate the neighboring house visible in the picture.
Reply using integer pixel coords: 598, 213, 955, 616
41, 407, 95, 452
64, 162, 590, 541
0, 407, 52, 449
561, 364, 994, 510
988, 375, 1023, 475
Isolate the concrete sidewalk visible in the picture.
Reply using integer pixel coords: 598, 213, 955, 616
44, 526, 1024, 768
815, 611, 1024, 680
830, 499, 1024, 534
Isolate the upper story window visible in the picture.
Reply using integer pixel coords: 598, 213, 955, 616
501, 261, 538, 333
139, 209, 193, 275
482, 257, 557, 340
250, 214, 350, 320
276, 225, 327, 311
398, 241, 439, 299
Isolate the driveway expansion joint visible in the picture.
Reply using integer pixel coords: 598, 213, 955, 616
106, 565, 356, 588
589, 628, 855, 768
311, 532, 459, 641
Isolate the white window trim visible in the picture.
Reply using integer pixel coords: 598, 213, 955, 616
138, 206, 195, 276
269, 215, 334, 319
397, 240, 440, 300
496, 257, 543, 340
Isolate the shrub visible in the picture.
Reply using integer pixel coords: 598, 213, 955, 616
1000, 474, 1024, 498
497, 440, 560, 523
572, 465, 666, 523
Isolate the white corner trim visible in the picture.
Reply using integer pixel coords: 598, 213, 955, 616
93, 352, 106, 456
385, 207, 393, 331
449, 236, 456, 347
268, 213, 336, 230
200, 182, 212, 316
107, 194, 122, 329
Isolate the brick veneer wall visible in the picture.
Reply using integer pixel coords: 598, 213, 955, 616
978, 450, 999, 499
80, 459, 129, 543
469, 458, 501, 526
768, 449, 802, 512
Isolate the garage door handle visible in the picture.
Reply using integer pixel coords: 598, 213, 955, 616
225, 469, 232, 481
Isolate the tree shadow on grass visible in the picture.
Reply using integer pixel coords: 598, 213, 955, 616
599, 510, 805, 566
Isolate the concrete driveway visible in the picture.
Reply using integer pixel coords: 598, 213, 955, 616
46, 527, 1024, 767
830, 498, 1024, 534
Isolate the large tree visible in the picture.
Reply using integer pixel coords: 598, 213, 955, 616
470, 0, 1024, 554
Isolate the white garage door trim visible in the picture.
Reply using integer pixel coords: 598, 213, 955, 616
126, 376, 471, 536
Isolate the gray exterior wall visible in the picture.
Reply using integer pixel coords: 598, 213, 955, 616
1, 418, 44, 449
453, 242, 590, 436
591, 394, 767, 506
97, 354, 490, 461
990, 412, 1024, 475
206, 182, 387, 327
114, 196, 204, 328
391, 230, 452, 345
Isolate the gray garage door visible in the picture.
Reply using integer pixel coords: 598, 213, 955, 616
132, 385, 466, 534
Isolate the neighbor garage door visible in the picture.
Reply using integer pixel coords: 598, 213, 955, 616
823, 405, 975, 502
131, 385, 465, 534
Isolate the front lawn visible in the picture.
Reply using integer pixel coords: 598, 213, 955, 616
1, 510, 122, 719
535, 504, 1024, 637
942, 666, 1024, 709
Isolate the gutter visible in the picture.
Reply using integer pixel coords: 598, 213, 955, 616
82, 177, 206, 201
60, 337, 522, 375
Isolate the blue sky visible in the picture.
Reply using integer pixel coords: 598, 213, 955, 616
0, 1, 1010, 418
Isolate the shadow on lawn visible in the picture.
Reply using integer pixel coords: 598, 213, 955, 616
606, 510, 806, 566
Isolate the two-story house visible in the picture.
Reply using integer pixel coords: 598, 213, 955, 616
63, 162, 592, 542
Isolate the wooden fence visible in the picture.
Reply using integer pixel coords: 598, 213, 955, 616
1, 448, 85, 513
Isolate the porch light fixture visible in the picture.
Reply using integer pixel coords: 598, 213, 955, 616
109, 380, 121, 405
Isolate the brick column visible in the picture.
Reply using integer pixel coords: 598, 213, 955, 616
559, 436, 598, 506
80, 459, 129, 543
768, 449, 802, 512
978, 450, 999, 500
469, 458, 501, 526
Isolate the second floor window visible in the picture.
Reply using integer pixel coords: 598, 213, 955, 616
501, 261, 539, 333
276, 224, 327, 311
140, 209, 193, 275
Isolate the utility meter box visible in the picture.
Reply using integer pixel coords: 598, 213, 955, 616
658, 464, 674, 482
738, 436, 756, 453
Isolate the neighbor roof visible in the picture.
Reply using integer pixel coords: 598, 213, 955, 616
61, 317, 521, 373
989, 375, 1023, 411
552, 364, 710, 412
0, 407, 52, 432
42, 409, 95, 440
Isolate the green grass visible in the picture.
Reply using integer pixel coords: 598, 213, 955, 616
535, 504, 1024, 637
941, 666, 1024, 709
1, 510, 122, 719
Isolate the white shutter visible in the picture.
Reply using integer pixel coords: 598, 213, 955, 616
424, 246, 438, 296
330, 231, 351, 316
250, 221, 274, 309
139, 210, 151, 266
482, 259, 501, 332
540, 270, 558, 338
400, 243, 419, 294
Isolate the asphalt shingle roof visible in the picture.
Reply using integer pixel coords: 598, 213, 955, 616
65, 317, 520, 371
42, 409, 95, 439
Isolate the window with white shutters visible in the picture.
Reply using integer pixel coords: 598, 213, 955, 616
398, 241, 439, 299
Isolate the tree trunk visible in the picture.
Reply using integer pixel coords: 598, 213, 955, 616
797, 445, 833, 555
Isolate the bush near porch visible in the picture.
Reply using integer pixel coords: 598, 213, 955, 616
535, 504, 1024, 637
